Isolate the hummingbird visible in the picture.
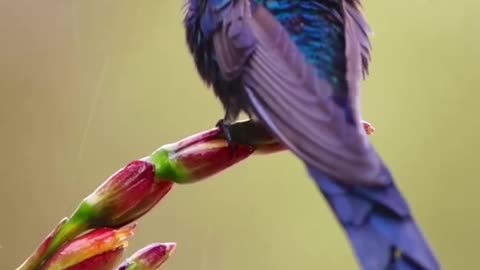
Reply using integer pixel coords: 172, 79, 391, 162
182, 0, 441, 269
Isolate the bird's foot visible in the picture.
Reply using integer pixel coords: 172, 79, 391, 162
216, 119, 237, 157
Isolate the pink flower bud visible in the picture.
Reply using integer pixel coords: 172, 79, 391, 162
362, 120, 375, 135
62, 249, 124, 270
41, 224, 136, 270
116, 242, 176, 270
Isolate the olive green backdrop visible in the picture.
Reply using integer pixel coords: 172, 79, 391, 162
0, 0, 478, 269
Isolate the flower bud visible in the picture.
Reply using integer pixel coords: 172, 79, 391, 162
362, 120, 375, 135
116, 242, 176, 270
84, 160, 173, 227
65, 249, 124, 270
43, 161, 173, 265
41, 224, 136, 270
151, 128, 255, 184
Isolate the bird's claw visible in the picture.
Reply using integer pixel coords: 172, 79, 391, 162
216, 119, 237, 158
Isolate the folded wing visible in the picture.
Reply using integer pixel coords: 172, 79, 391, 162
212, 0, 388, 186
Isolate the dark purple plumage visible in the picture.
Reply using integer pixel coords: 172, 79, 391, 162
182, 0, 441, 269
184, 0, 254, 120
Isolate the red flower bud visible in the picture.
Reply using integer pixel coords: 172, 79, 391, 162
84, 160, 173, 227
151, 128, 255, 184
40, 224, 136, 270
38, 161, 173, 266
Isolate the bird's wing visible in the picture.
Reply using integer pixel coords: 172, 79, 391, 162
345, 0, 373, 78
212, 0, 388, 186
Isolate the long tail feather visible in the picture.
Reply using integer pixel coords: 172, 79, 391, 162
306, 165, 441, 270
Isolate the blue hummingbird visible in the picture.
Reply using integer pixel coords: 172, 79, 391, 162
182, 0, 441, 269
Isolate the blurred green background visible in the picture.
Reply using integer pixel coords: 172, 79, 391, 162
0, 0, 478, 269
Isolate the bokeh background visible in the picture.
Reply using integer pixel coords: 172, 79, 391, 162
1, 0, 479, 269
